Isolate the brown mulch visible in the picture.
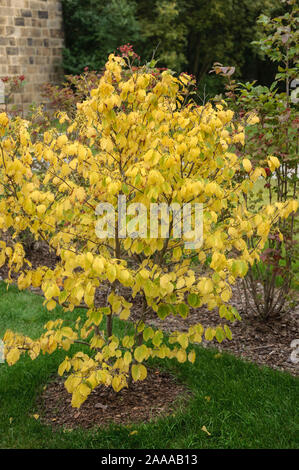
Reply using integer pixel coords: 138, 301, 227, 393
140, 302, 299, 377
37, 369, 191, 430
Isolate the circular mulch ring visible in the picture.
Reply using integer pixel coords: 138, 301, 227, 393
37, 369, 191, 430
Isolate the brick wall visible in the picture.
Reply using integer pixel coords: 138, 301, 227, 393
0, 0, 64, 108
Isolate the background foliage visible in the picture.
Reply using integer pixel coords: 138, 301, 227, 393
61, 0, 283, 94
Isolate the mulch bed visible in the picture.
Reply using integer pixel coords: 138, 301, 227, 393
142, 302, 299, 377
37, 368, 190, 430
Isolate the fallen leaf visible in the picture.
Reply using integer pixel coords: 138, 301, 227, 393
94, 403, 108, 410
32, 414, 39, 420
201, 425, 211, 436
129, 430, 138, 436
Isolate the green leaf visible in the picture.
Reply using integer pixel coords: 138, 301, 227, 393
215, 326, 225, 343
89, 310, 103, 326
176, 303, 189, 318
59, 290, 68, 303
122, 183, 129, 194
143, 326, 154, 342
187, 293, 199, 307
152, 330, 163, 347
219, 305, 227, 318
224, 325, 232, 340
157, 304, 171, 319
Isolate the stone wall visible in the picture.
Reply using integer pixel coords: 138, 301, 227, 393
0, 0, 64, 108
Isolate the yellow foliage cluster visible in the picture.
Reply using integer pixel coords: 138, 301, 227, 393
0, 54, 297, 407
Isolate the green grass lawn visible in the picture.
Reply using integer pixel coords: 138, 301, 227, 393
0, 281, 298, 449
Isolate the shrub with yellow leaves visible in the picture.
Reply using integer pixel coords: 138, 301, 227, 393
0, 54, 297, 408
211, 2, 299, 320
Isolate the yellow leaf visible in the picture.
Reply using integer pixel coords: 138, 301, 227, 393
204, 327, 214, 341
177, 333, 188, 349
107, 265, 117, 283
71, 390, 86, 409
201, 425, 211, 436
176, 349, 187, 363
47, 299, 57, 311
188, 350, 196, 363
246, 113, 259, 125
123, 351, 132, 366
131, 364, 147, 382
139, 269, 150, 280
36, 204, 46, 216
6, 348, 20, 365
221, 289, 231, 302
134, 345, 148, 363
176, 278, 185, 289
268, 156, 280, 171
119, 309, 130, 320
93, 257, 105, 274
242, 158, 252, 173
58, 359, 69, 376
65, 375, 81, 393
112, 375, 124, 392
